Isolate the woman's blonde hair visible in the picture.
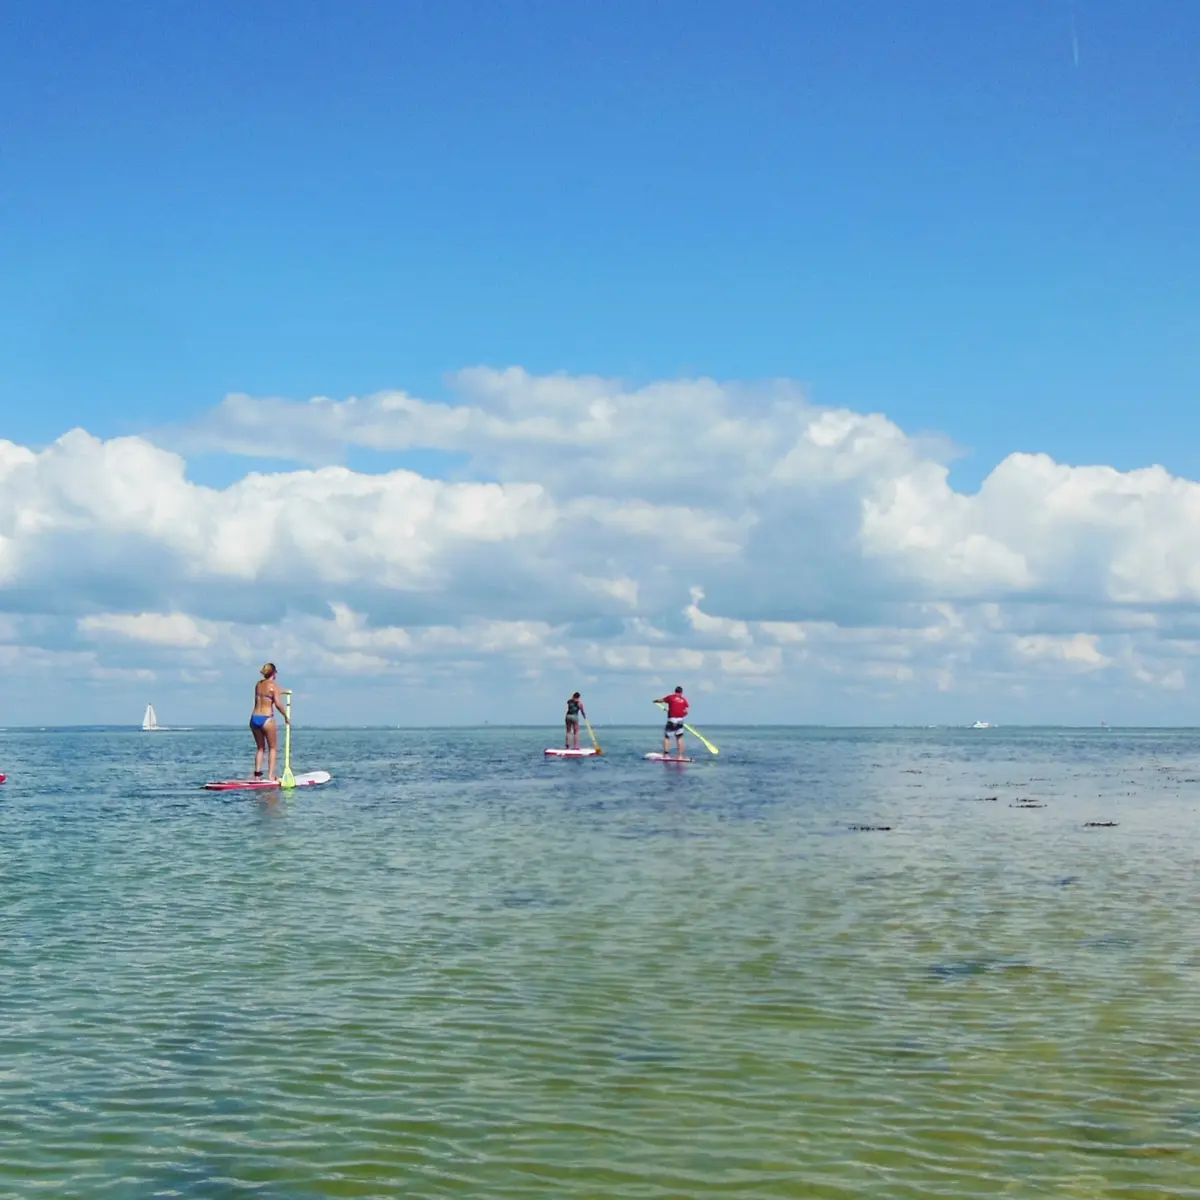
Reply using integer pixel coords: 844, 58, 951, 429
260, 662, 276, 678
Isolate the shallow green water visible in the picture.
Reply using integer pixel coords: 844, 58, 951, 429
1, 726, 1198, 1197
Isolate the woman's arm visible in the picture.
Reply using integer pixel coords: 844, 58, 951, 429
273, 685, 291, 723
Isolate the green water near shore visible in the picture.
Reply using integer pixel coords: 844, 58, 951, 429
1, 726, 1197, 1197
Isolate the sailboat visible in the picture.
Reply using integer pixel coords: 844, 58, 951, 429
142, 703, 162, 732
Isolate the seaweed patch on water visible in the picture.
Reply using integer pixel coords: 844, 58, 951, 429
848, 824, 892, 832
925, 958, 991, 980
927, 956, 1033, 981
1082, 933, 1136, 953
963, 795, 999, 802
1010, 801, 1046, 808
854, 870, 890, 883
589, 1024, 682, 1068
1084, 821, 1118, 828
1051, 876, 1081, 887
497, 888, 567, 909
872, 1037, 952, 1072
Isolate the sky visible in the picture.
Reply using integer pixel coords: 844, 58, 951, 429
1, 0, 1199, 726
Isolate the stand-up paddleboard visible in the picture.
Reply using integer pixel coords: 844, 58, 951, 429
545, 747, 600, 758
645, 753, 694, 763
205, 691, 330, 792
204, 770, 331, 792
0, 774, 6, 784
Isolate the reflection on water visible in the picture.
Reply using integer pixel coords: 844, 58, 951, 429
0, 725, 1198, 1196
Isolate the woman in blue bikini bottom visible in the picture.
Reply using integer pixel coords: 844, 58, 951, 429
249, 662, 290, 780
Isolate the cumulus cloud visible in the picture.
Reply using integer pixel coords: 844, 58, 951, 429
171, 367, 1200, 611
79, 611, 215, 648
1011, 632, 1110, 670
1, 367, 1198, 722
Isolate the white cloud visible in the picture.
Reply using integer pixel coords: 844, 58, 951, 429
2, 367, 1199, 723
1011, 633, 1111, 670
79, 611, 214, 648
685, 586, 751, 643
573, 574, 640, 608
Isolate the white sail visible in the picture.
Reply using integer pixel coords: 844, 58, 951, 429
142, 703, 159, 731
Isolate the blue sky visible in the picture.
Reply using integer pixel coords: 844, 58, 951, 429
1, 1, 1199, 725
4, 0, 1199, 480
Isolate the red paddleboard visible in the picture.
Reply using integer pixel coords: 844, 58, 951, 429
203, 770, 331, 792
0, 774, 6, 784
544, 747, 600, 757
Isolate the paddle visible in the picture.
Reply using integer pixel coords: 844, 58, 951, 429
281, 690, 295, 788
655, 700, 720, 756
583, 714, 604, 756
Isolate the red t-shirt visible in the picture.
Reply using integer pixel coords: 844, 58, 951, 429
662, 694, 689, 719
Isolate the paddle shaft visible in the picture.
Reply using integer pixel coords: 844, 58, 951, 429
583, 715, 603, 754
683, 722, 718, 755
281, 691, 295, 787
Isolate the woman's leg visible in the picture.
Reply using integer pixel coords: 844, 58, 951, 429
266, 719, 279, 780
251, 720, 267, 775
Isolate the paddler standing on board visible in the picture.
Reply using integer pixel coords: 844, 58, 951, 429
656, 686, 689, 759
564, 692, 586, 749
250, 663, 290, 781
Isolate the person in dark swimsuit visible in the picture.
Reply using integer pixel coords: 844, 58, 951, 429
565, 692, 586, 749
250, 663, 290, 780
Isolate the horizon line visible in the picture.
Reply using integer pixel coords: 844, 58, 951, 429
0, 723, 1188, 732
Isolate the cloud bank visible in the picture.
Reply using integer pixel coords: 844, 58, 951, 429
1, 367, 1196, 724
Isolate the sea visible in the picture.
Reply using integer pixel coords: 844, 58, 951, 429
1, 725, 1198, 1198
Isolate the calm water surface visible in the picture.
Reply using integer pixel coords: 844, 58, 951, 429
1, 726, 1198, 1198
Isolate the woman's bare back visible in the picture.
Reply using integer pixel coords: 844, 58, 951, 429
253, 679, 281, 716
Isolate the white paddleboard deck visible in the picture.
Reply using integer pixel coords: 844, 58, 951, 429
645, 753, 694, 763
544, 747, 600, 757
204, 770, 332, 792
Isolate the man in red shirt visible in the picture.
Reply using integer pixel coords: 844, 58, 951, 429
656, 686, 689, 758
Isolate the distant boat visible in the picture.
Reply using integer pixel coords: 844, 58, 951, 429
142, 703, 162, 732
971, 720, 991, 729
